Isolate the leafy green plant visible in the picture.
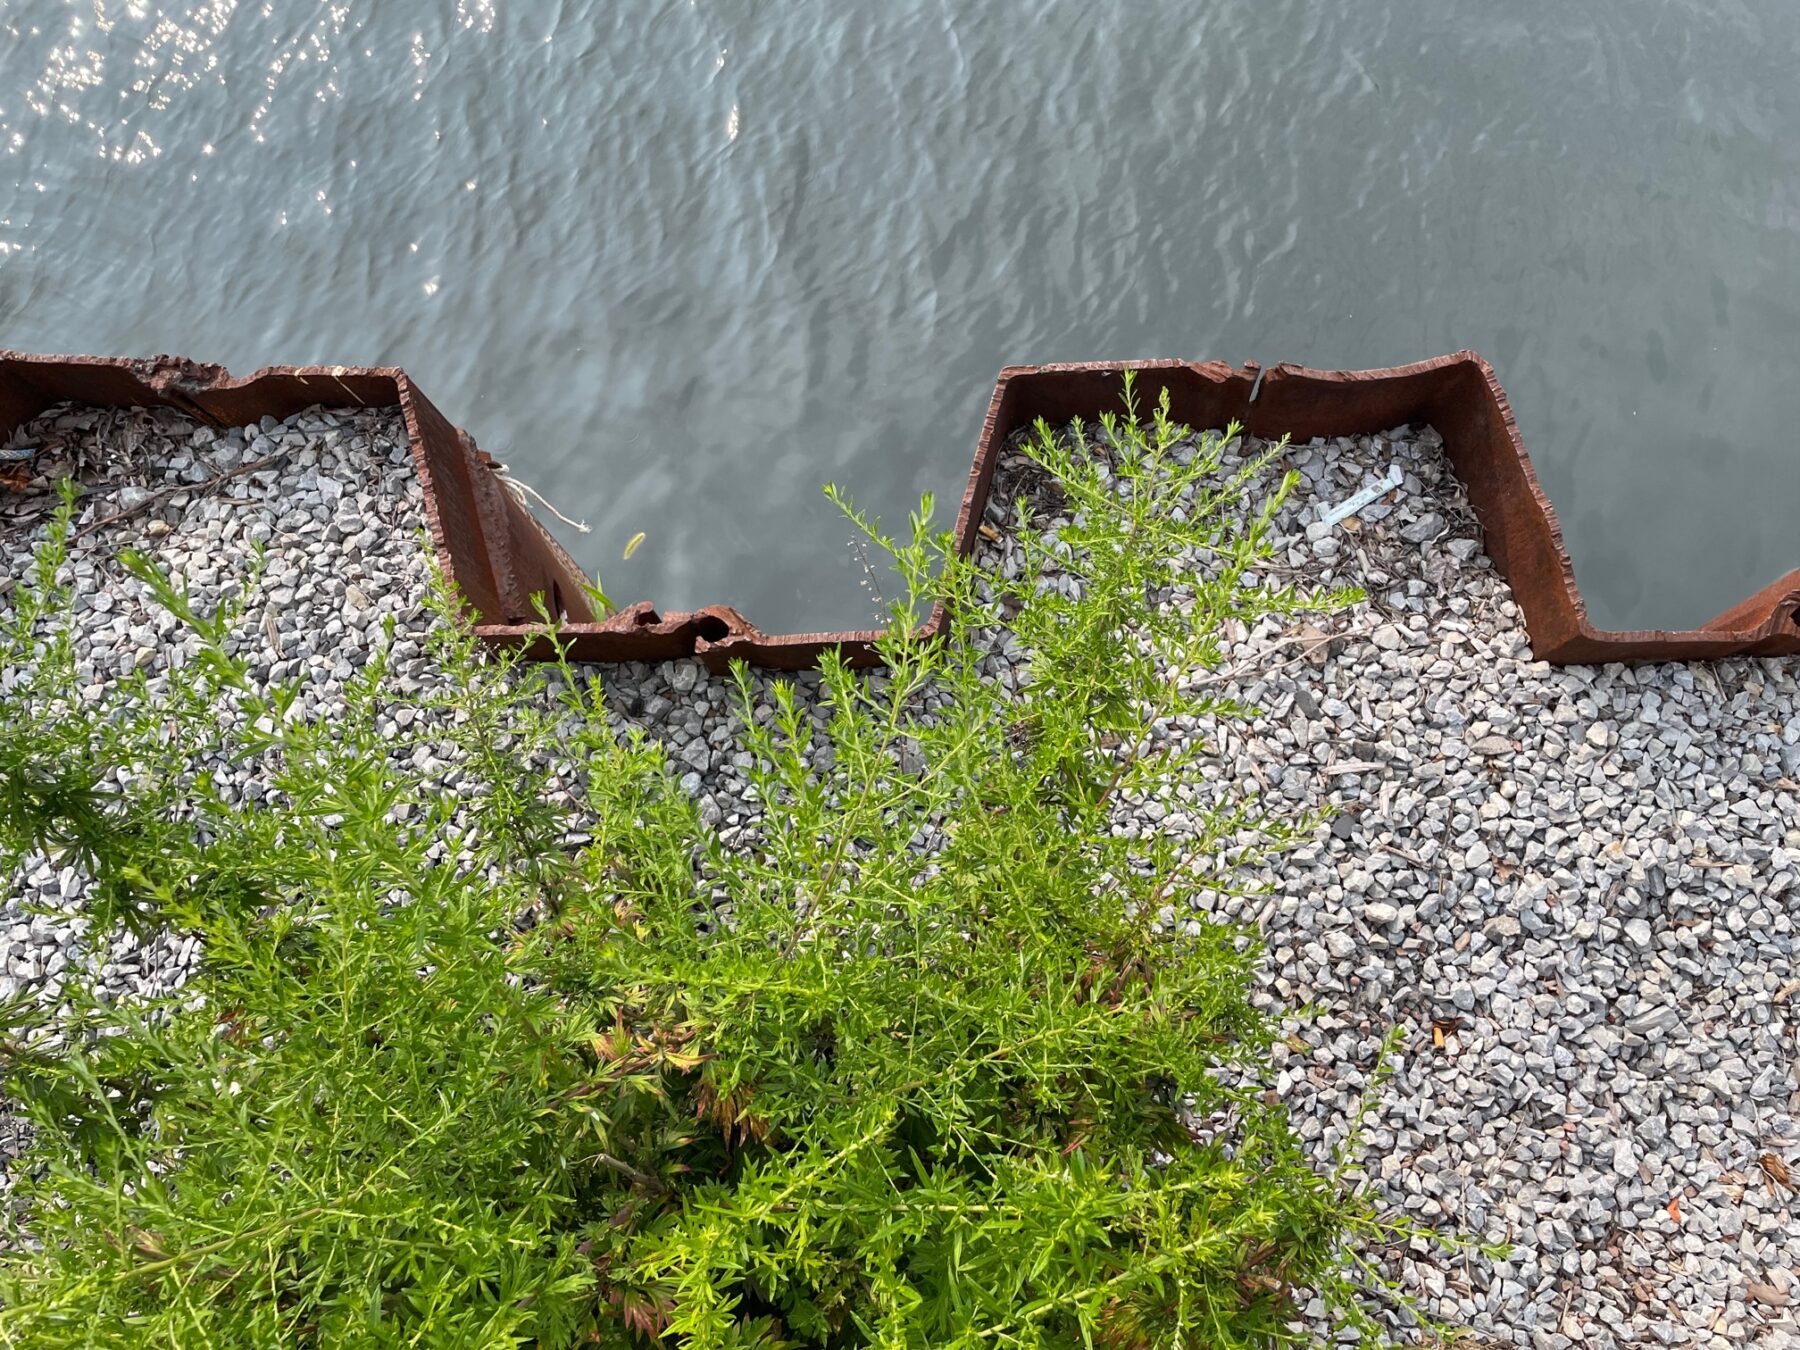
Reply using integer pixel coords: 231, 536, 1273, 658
0, 378, 1413, 1346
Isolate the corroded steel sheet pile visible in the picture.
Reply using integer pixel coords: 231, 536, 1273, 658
977, 354, 1798, 662
0, 350, 594, 642
2, 349, 1794, 667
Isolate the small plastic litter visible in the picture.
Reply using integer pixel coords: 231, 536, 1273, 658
1318, 464, 1402, 527
0, 444, 38, 462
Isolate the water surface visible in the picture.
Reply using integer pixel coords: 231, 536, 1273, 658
3, 2, 1797, 634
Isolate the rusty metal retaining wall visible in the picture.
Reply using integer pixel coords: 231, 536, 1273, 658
977, 354, 1799, 663
0, 350, 595, 642
3, 349, 1795, 667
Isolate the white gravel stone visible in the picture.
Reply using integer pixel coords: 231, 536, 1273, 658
1047, 422, 1800, 1349
6, 406, 1799, 1349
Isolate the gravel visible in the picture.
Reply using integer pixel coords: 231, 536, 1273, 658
1081, 424, 1800, 1350
1, 402, 441, 1232
4, 402, 1799, 1347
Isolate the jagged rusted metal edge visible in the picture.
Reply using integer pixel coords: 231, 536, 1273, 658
0, 350, 594, 644
5, 349, 1793, 668
0, 350, 956, 672
979, 354, 1798, 663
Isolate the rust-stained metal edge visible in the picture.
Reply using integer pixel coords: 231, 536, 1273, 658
973, 353, 1797, 663
0, 350, 595, 640
0, 350, 946, 673
4, 349, 1793, 667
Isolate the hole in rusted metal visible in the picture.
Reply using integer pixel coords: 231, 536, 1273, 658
550, 582, 565, 619
694, 615, 731, 642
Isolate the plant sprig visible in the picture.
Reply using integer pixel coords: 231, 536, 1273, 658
0, 378, 1445, 1348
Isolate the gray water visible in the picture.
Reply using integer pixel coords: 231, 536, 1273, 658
3, 3, 1797, 636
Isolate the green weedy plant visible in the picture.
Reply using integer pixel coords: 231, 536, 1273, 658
0, 378, 1408, 1346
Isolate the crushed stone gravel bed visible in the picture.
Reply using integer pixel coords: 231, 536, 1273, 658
3, 401, 1799, 1347
1142, 428, 1800, 1350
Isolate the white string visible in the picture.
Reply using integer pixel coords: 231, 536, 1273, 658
492, 464, 591, 534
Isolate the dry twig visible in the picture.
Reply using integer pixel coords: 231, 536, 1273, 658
70, 449, 291, 543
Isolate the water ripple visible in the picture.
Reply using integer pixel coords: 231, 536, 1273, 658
0, 0, 1797, 632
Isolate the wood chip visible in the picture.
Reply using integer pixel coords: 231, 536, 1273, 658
1759, 1153, 1794, 1192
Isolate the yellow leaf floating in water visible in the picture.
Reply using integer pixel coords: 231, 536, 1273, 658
623, 531, 646, 560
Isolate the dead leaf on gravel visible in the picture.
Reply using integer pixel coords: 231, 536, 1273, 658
1759, 1153, 1794, 1192
1291, 622, 1335, 668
